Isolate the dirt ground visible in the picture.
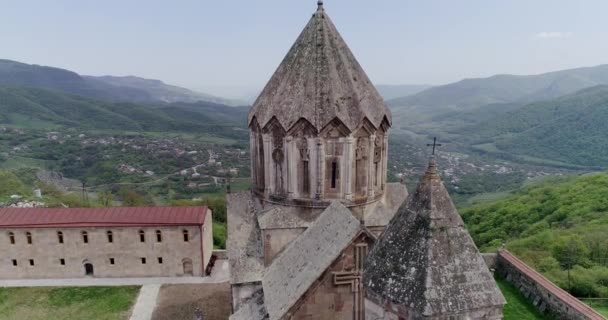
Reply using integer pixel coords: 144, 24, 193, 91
151, 282, 231, 320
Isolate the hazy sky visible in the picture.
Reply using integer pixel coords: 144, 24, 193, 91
2, 0, 608, 97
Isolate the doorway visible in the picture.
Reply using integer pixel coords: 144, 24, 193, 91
183, 258, 193, 276
84, 263, 94, 276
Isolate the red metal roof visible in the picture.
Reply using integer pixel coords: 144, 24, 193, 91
0, 206, 208, 229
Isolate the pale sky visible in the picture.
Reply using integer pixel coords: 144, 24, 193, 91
2, 0, 608, 97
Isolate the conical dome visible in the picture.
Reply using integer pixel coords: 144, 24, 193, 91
364, 158, 506, 318
249, 4, 391, 132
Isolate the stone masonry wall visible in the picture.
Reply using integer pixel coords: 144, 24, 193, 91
0, 225, 207, 279
496, 250, 606, 320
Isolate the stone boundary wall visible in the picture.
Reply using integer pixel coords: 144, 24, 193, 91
497, 250, 606, 320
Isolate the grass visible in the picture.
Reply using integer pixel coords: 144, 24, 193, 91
0, 286, 140, 320
495, 276, 550, 320
582, 300, 608, 318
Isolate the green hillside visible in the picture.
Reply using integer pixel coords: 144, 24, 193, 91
388, 64, 608, 111
0, 86, 248, 138
461, 173, 608, 298
468, 85, 608, 167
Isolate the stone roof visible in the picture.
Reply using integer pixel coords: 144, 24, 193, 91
227, 192, 265, 284
257, 204, 323, 230
262, 201, 362, 320
248, 3, 391, 133
363, 183, 408, 227
229, 287, 269, 320
364, 158, 506, 317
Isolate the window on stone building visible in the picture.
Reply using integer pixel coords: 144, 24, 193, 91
26, 232, 32, 244
110, 258, 115, 265
139, 230, 145, 243
8, 232, 15, 245
141, 257, 147, 264
183, 230, 189, 242
331, 160, 338, 189
60, 258, 65, 266
12, 259, 17, 266
156, 230, 162, 243
29, 259, 34, 266
375, 162, 379, 186
82, 231, 89, 244
107, 231, 113, 243
158, 257, 163, 264
57, 231, 64, 244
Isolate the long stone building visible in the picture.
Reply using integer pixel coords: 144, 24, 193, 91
0, 206, 213, 279
227, 2, 504, 319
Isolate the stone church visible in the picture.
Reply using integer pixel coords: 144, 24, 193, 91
227, 2, 504, 319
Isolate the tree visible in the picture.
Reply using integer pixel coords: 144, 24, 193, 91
120, 189, 145, 207
98, 191, 113, 207
553, 236, 591, 289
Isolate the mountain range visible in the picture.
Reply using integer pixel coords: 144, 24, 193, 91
388, 64, 608, 112
383, 64, 608, 168
3, 58, 608, 167
0, 59, 238, 105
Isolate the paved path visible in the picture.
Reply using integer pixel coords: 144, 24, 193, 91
129, 284, 161, 320
0, 260, 229, 288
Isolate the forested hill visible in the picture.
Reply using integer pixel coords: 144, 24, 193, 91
467, 85, 608, 168
0, 86, 248, 138
388, 64, 608, 112
0, 59, 233, 104
461, 173, 608, 298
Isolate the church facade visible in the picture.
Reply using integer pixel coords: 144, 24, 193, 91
227, 2, 503, 319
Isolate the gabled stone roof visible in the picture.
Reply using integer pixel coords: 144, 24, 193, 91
364, 158, 506, 318
229, 287, 269, 320
262, 201, 362, 320
227, 192, 264, 284
257, 205, 322, 230
248, 3, 391, 133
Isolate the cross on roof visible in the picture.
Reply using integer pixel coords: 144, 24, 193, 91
426, 137, 442, 156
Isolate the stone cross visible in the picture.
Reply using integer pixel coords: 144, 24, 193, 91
426, 137, 442, 155
333, 244, 367, 320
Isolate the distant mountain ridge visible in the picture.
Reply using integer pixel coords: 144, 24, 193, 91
468, 85, 608, 167
0, 85, 249, 138
388, 64, 608, 112
85, 75, 242, 105
0, 59, 237, 105
375, 84, 433, 100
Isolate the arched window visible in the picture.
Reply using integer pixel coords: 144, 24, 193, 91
156, 230, 162, 243
139, 230, 145, 243
183, 230, 189, 242
8, 232, 15, 245
57, 231, 64, 244
82, 231, 89, 244
107, 231, 113, 243
26, 232, 32, 245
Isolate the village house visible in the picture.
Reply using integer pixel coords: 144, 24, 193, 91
0, 206, 213, 279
